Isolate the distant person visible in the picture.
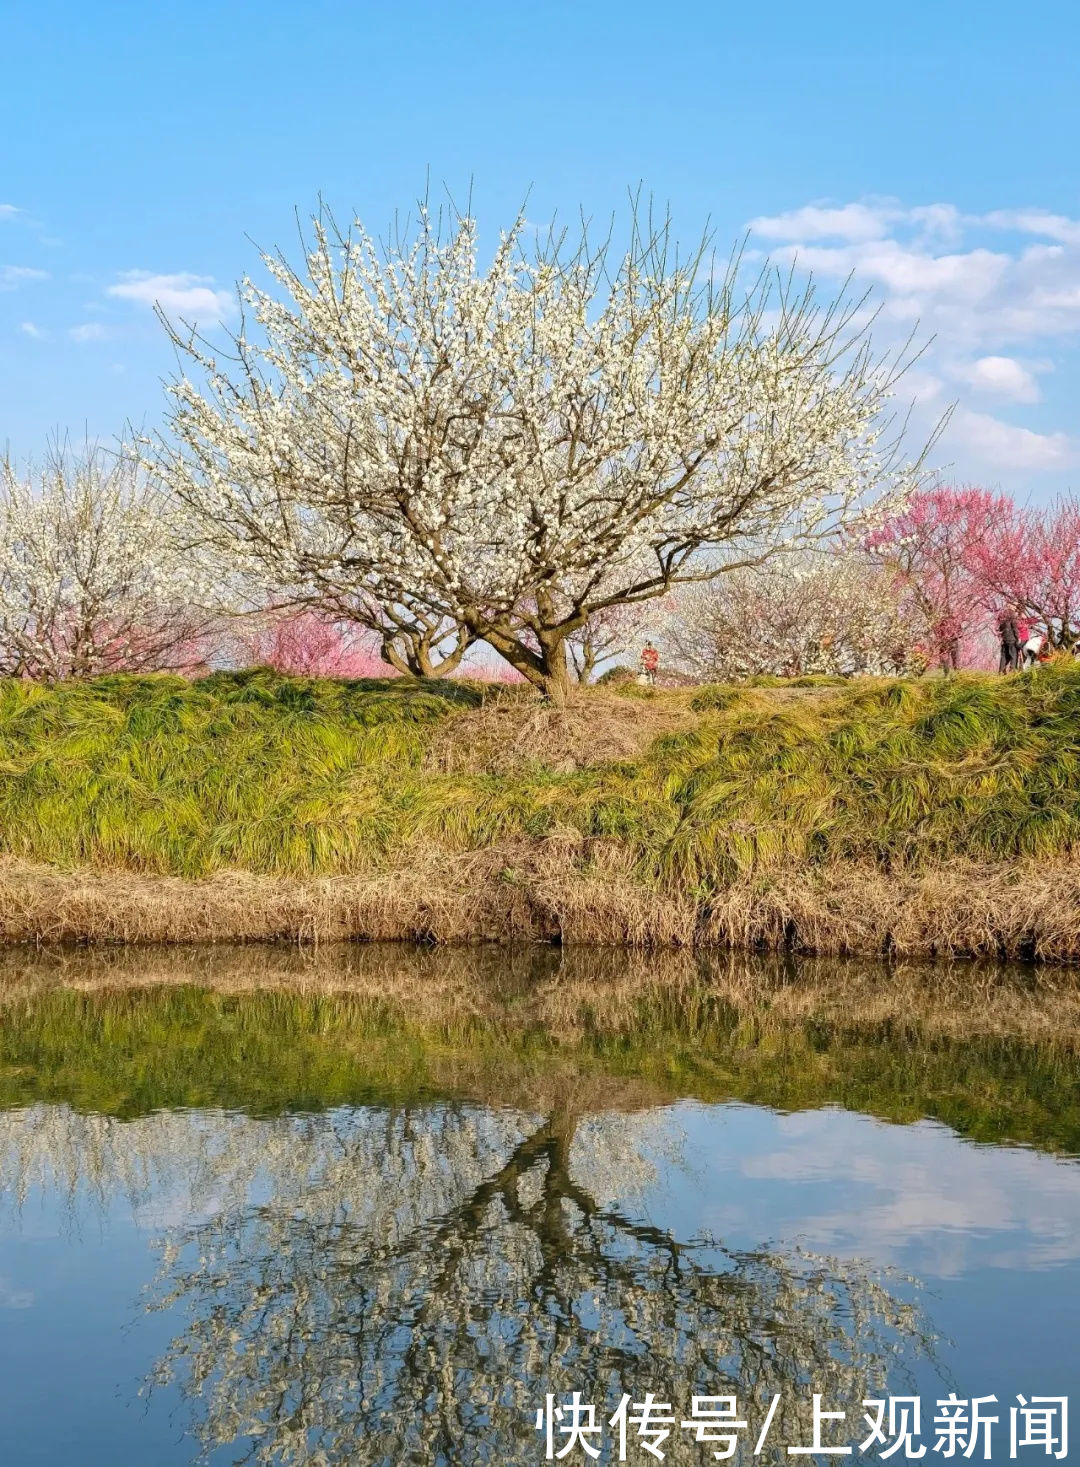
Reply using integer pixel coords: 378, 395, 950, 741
996, 608, 1020, 673
934, 614, 961, 675
1021, 628, 1046, 668
640, 641, 660, 686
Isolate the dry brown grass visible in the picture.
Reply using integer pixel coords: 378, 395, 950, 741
702, 861, 1080, 963
2, 843, 1079, 962
425, 687, 699, 774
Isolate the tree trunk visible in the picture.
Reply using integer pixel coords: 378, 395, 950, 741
570, 637, 598, 685
380, 627, 472, 678
540, 647, 575, 704
475, 622, 576, 704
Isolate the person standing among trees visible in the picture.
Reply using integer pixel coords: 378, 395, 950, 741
934, 613, 961, 675
996, 607, 1021, 673
640, 641, 660, 686
1021, 625, 1047, 667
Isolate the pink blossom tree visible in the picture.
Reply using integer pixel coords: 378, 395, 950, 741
236, 610, 389, 678
971, 496, 1080, 651
862, 486, 1006, 669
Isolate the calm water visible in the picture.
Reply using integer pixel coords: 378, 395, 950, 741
0, 945, 1078, 1464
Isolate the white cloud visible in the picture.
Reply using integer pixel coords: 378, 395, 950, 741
0, 205, 20, 221
747, 198, 1080, 488
761, 212, 1080, 350
948, 408, 1074, 471
69, 322, 108, 343
982, 209, 1080, 246
729, 1109, 1080, 1277
771, 239, 1013, 324
18, 321, 46, 340
956, 354, 1041, 403
896, 367, 946, 402
749, 201, 901, 243
906, 203, 965, 244
107, 270, 233, 323
0, 265, 48, 290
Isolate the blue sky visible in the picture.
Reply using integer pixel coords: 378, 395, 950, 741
2, 0, 1078, 498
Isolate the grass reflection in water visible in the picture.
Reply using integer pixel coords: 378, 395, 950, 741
0, 944, 1077, 1152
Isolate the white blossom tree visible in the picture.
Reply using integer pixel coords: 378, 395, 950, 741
0, 443, 215, 680
666, 550, 922, 680
154, 201, 925, 703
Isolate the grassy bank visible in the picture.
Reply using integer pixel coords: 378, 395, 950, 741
0, 663, 1078, 955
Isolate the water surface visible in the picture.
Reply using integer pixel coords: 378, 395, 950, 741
0, 945, 1077, 1464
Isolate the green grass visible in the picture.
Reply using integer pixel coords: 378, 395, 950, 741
0, 662, 1078, 887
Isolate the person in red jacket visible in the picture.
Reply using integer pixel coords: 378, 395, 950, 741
640, 641, 660, 685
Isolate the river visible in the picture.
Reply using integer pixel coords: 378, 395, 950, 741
0, 944, 1077, 1463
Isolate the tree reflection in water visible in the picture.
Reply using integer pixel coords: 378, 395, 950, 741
0, 945, 988, 1464
137, 1100, 933, 1467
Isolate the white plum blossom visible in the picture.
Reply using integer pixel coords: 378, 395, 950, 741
666, 551, 924, 681
0, 444, 216, 680
154, 202, 926, 701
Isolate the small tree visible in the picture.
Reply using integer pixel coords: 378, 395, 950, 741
862, 486, 1005, 667
0, 443, 214, 680
157, 200, 925, 704
667, 551, 920, 680
558, 602, 652, 683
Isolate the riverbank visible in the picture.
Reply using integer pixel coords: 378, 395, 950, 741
1, 664, 1078, 958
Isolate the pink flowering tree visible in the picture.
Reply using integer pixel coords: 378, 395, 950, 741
235, 610, 389, 678
970, 497, 1080, 651
862, 486, 1006, 668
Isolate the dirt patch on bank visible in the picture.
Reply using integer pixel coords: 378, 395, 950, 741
426, 691, 699, 773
